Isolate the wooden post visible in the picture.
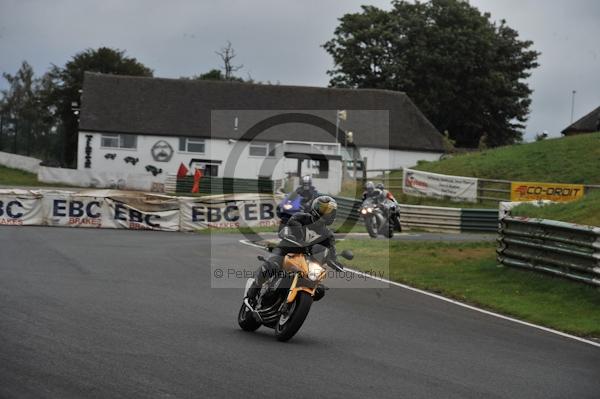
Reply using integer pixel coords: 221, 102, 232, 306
352, 146, 358, 180
362, 157, 367, 184
0, 114, 3, 151
14, 118, 18, 154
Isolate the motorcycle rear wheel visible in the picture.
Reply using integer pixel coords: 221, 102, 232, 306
383, 219, 394, 238
274, 292, 313, 342
238, 303, 261, 332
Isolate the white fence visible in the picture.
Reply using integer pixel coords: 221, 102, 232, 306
38, 166, 167, 192
0, 151, 168, 192
0, 152, 42, 174
0, 189, 280, 232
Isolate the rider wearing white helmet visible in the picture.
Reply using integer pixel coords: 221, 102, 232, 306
295, 175, 319, 210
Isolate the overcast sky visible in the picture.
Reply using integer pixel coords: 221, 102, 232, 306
1, 0, 599, 141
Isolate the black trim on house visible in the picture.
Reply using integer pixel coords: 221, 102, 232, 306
283, 152, 343, 161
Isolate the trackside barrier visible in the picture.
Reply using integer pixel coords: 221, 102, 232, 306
173, 176, 274, 195
332, 196, 498, 233
0, 189, 280, 232
0, 189, 497, 234
497, 216, 600, 286
334, 196, 362, 223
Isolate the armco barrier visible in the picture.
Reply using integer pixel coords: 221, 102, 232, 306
332, 196, 498, 232
334, 196, 362, 222
497, 216, 600, 286
461, 208, 499, 232
399, 204, 462, 232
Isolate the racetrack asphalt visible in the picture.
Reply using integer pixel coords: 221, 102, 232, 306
1, 226, 599, 398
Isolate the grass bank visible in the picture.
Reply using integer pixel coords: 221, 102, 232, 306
510, 189, 600, 226
409, 132, 600, 184
0, 165, 46, 187
337, 239, 600, 337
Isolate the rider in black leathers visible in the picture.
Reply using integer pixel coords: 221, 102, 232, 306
246, 195, 338, 303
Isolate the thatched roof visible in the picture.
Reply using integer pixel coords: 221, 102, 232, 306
80, 72, 445, 152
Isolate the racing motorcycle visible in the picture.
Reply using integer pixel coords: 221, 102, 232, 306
237, 239, 354, 342
276, 192, 305, 231
360, 195, 394, 238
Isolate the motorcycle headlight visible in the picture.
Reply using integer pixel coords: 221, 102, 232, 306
367, 207, 373, 213
307, 261, 325, 281
360, 208, 367, 215
283, 203, 293, 210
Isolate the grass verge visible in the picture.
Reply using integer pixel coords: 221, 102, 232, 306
336, 239, 600, 338
0, 165, 47, 187
406, 132, 600, 184
510, 190, 600, 227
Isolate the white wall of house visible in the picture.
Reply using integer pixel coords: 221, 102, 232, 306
77, 132, 442, 194
359, 147, 443, 176
77, 132, 344, 193
77, 132, 290, 179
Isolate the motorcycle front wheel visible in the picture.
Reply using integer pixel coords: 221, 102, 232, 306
365, 215, 378, 238
238, 303, 261, 332
274, 292, 313, 342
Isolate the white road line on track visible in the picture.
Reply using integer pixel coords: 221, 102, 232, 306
238, 239, 600, 349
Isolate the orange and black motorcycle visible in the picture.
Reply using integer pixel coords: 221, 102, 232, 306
238, 241, 353, 342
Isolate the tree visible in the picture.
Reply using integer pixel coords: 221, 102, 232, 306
185, 42, 245, 82
0, 61, 56, 158
323, 0, 539, 148
45, 47, 153, 166
216, 41, 243, 80
195, 68, 227, 81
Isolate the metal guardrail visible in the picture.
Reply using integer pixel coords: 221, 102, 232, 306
334, 196, 362, 222
462, 208, 500, 232
497, 216, 600, 286
399, 204, 463, 232
333, 196, 498, 232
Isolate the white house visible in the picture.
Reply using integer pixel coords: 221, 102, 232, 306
77, 73, 445, 194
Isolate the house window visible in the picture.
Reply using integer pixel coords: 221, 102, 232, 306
249, 142, 277, 157
179, 137, 205, 153
101, 134, 137, 149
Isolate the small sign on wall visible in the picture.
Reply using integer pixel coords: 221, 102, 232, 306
151, 140, 174, 162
